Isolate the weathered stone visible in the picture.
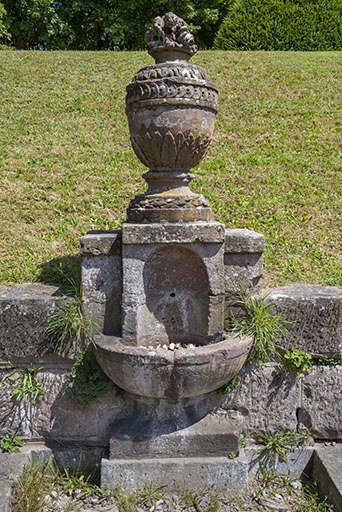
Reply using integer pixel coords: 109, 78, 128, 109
125, 13, 218, 223
95, 334, 252, 400
0, 368, 128, 443
0, 283, 64, 359
313, 446, 342, 511
299, 365, 342, 439
225, 229, 265, 254
80, 230, 121, 256
122, 222, 225, 245
101, 456, 248, 492
267, 285, 342, 358
82, 256, 122, 335
121, 226, 226, 345
110, 413, 238, 459
219, 364, 298, 432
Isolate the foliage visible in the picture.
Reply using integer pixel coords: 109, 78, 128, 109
2, 0, 69, 49
10, 458, 334, 512
1, 363, 44, 405
229, 289, 287, 364
182, 489, 220, 512
44, 258, 92, 355
66, 349, 115, 408
214, 0, 342, 51
301, 483, 334, 512
11, 461, 53, 512
1, 0, 231, 49
318, 356, 342, 366
0, 433, 24, 453
256, 428, 311, 464
282, 347, 313, 377
0, 2, 10, 42
217, 376, 239, 395
0, 52, 341, 286
137, 481, 167, 509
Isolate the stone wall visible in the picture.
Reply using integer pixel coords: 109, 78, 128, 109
0, 282, 341, 462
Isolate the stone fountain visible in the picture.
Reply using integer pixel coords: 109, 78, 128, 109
80, 13, 265, 491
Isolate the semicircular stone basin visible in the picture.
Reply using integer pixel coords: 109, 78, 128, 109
94, 334, 252, 400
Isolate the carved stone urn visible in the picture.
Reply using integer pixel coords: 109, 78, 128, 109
125, 12, 218, 223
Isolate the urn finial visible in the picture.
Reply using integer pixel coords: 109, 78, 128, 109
145, 12, 197, 62
125, 13, 218, 223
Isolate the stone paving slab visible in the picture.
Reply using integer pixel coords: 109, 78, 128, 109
313, 445, 342, 512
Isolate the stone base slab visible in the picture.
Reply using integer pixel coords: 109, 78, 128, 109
110, 414, 239, 459
101, 456, 248, 492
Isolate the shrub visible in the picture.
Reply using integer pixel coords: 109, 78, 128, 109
214, 0, 342, 50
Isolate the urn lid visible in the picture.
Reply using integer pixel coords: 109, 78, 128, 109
145, 12, 198, 63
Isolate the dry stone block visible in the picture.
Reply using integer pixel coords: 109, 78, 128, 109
0, 283, 64, 360
35, 370, 128, 444
0, 368, 129, 443
219, 364, 298, 432
299, 365, 342, 439
268, 285, 342, 358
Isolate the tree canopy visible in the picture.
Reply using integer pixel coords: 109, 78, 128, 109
1, 0, 231, 49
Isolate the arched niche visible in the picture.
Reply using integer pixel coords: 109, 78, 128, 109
143, 245, 209, 345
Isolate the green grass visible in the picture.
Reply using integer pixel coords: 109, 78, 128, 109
0, 51, 341, 287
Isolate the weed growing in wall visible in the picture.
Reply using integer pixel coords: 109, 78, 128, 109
0, 433, 24, 453
228, 289, 314, 377
255, 428, 311, 465
282, 347, 313, 377
228, 288, 287, 364
1, 363, 44, 405
66, 349, 116, 409
45, 260, 92, 356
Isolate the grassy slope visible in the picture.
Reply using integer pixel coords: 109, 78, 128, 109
0, 51, 341, 287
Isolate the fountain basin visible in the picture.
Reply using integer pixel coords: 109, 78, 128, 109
94, 334, 252, 400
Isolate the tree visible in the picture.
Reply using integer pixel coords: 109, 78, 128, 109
3, 0, 69, 48
214, 0, 342, 51
0, 2, 10, 44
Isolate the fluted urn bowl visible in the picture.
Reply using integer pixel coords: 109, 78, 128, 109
125, 60, 218, 170
94, 334, 252, 400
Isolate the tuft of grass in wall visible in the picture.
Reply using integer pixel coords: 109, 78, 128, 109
256, 428, 311, 465
66, 349, 116, 409
44, 259, 92, 356
229, 288, 287, 364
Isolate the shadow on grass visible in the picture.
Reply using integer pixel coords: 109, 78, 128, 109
38, 255, 81, 296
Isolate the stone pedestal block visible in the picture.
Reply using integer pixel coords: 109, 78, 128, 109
268, 285, 342, 358
110, 413, 238, 459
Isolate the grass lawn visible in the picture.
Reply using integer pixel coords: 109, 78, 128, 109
0, 51, 341, 287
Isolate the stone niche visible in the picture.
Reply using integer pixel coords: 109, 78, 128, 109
81, 225, 264, 341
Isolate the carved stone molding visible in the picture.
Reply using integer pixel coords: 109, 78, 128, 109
131, 129, 212, 169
